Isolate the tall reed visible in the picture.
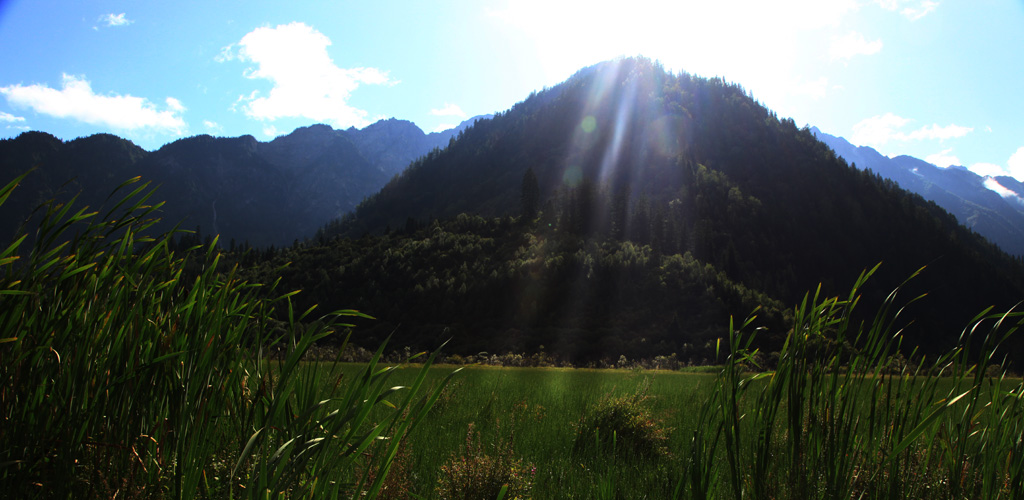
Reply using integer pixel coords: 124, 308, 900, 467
0, 173, 453, 499
688, 264, 1024, 499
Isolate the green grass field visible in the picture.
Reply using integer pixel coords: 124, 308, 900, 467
335, 364, 712, 499
331, 362, 1024, 499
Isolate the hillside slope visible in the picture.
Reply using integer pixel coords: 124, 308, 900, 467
327, 57, 1024, 357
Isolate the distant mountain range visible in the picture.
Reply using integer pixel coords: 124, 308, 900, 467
0, 116, 488, 247
812, 127, 1024, 256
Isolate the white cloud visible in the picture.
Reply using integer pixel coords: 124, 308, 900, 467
262, 124, 279, 138
901, 1, 939, 20
214, 45, 236, 63
1008, 147, 1024, 180
874, 0, 939, 20
203, 120, 222, 132
983, 177, 1022, 202
904, 123, 972, 141
830, 31, 883, 61
969, 163, 1005, 177
98, 13, 133, 28
851, 113, 911, 146
851, 113, 972, 148
228, 22, 393, 129
925, 148, 960, 168
966, 147, 1024, 182
430, 103, 467, 118
165, 97, 185, 113
0, 74, 187, 134
0, 111, 25, 123
432, 123, 456, 133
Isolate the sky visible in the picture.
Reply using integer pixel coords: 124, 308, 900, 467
1, 0, 1022, 180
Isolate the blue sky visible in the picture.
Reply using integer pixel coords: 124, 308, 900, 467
1, 1, 1022, 180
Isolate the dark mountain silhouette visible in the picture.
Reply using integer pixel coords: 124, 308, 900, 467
812, 127, 1024, 256
0, 116, 487, 247
345, 117, 489, 178
309, 57, 1024, 360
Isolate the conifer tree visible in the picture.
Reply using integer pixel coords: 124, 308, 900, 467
521, 167, 541, 220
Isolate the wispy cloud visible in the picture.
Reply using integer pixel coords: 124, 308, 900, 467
850, 113, 910, 146
165, 97, 185, 113
851, 113, 971, 147
0, 74, 186, 134
830, 31, 883, 61
432, 123, 456, 133
874, 0, 939, 20
224, 22, 394, 129
900, 1, 939, 21
0, 111, 25, 123
203, 120, 222, 132
904, 123, 972, 141
924, 148, 960, 168
3, 111, 29, 132
96, 13, 133, 29
214, 45, 236, 63
430, 103, 467, 118
983, 178, 1023, 204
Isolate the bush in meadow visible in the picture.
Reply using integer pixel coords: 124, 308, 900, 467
573, 382, 671, 463
436, 422, 535, 500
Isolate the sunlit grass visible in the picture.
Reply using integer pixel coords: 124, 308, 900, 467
0, 173, 453, 499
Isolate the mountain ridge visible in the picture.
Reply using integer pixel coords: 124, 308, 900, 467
811, 127, 1024, 256
0, 116, 489, 247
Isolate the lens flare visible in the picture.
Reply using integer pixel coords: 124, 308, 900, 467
580, 115, 597, 133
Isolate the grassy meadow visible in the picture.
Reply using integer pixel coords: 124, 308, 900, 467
333, 359, 1024, 499
2, 173, 1024, 499
330, 363, 713, 499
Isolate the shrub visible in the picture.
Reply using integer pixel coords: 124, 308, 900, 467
362, 437, 416, 500
572, 381, 670, 462
437, 423, 535, 500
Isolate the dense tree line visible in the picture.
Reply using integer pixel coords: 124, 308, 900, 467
236, 213, 788, 364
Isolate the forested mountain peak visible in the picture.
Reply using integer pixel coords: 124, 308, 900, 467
324, 56, 1024, 358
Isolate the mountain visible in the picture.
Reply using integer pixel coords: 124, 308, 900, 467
0, 117, 486, 247
316, 57, 1024, 360
345, 116, 490, 178
811, 127, 1024, 256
